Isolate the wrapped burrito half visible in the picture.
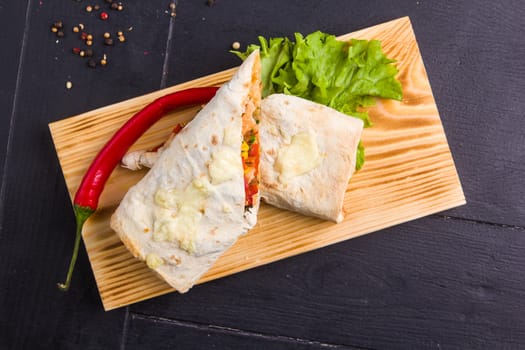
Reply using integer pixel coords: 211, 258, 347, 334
259, 94, 364, 223
111, 51, 261, 293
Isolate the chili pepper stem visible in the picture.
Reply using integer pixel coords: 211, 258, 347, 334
57, 205, 94, 291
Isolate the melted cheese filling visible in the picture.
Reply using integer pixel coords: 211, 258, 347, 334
209, 147, 240, 184
152, 178, 210, 254
275, 132, 321, 180
146, 253, 164, 269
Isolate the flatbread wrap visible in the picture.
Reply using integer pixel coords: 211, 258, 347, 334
110, 51, 261, 293
259, 94, 364, 223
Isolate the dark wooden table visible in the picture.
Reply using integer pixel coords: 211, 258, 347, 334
1, 1, 524, 349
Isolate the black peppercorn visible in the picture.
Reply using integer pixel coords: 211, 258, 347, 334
87, 59, 97, 68
54, 21, 63, 29
104, 38, 114, 46
110, 2, 118, 10
104, 0, 113, 3
57, 30, 65, 38
85, 49, 94, 57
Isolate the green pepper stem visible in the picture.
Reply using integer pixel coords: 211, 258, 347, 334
57, 205, 94, 292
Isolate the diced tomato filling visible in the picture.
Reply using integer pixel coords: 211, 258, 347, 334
242, 128, 259, 208
241, 59, 261, 209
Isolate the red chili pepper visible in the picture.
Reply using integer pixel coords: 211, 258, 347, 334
57, 86, 219, 291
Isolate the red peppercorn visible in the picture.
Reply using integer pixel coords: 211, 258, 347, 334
72, 47, 81, 55
100, 12, 109, 20
81, 32, 88, 40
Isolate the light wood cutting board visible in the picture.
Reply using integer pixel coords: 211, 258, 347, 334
49, 17, 465, 311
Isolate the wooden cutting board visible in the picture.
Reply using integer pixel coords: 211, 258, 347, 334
49, 16, 465, 311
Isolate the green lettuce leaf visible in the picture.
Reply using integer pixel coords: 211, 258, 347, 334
232, 31, 402, 170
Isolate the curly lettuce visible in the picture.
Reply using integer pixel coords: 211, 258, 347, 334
233, 31, 402, 170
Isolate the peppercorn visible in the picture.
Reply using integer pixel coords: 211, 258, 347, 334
117, 4, 123, 11
81, 32, 88, 40
66, 81, 73, 90
87, 59, 97, 68
117, 30, 123, 36
100, 12, 109, 20
206, 0, 215, 6
79, 50, 86, 57
86, 5, 93, 12
73, 26, 79, 33
110, 3, 118, 10
100, 58, 107, 66
51, 26, 58, 33
231, 41, 240, 50
79, 23, 85, 30
104, 0, 112, 3
86, 40, 93, 46
85, 49, 94, 57
54, 21, 63, 29
103, 32, 111, 39
118, 35, 126, 43
104, 38, 114, 46
72, 47, 81, 55
57, 31, 65, 38
94, 4, 100, 11
87, 34, 93, 41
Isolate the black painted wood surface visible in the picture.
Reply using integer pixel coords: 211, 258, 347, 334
1, 1, 524, 349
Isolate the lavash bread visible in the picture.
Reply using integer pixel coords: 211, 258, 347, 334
259, 94, 363, 223
110, 51, 261, 293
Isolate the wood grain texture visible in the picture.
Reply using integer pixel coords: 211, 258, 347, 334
131, 216, 525, 350
48, 17, 465, 311
126, 313, 360, 350
0, 0, 170, 348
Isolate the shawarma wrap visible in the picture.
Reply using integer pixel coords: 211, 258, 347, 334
111, 51, 261, 293
259, 94, 364, 223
